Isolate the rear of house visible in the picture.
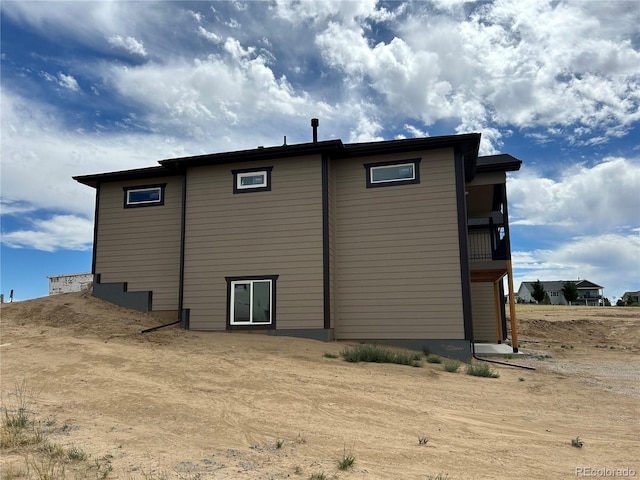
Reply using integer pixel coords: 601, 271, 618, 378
517, 280, 604, 306
75, 130, 522, 360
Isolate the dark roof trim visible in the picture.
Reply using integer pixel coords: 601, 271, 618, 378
476, 154, 522, 173
159, 140, 345, 169
73, 166, 177, 188
74, 133, 484, 186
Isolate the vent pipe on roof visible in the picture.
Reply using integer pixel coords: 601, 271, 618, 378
311, 118, 319, 143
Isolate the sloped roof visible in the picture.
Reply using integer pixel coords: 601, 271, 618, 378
476, 154, 522, 173
74, 133, 488, 187
520, 280, 603, 292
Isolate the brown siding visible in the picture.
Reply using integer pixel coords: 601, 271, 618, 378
183, 156, 324, 331
471, 282, 499, 342
95, 176, 182, 311
334, 148, 465, 340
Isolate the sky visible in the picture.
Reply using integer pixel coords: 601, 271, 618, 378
1, 0, 639, 304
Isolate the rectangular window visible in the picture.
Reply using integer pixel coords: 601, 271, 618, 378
226, 275, 278, 327
364, 159, 421, 188
231, 167, 273, 193
123, 184, 166, 208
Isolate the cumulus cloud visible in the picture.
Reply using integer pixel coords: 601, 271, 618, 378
512, 232, 640, 302
40, 71, 81, 92
57, 73, 80, 92
1, 215, 94, 252
197, 26, 221, 43
107, 35, 147, 57
0, 89, 199, 218
508, 157, 640, 233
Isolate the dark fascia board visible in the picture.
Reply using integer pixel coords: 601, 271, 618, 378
343, 133, 481, 181
158, 140, 345, 169
74, 134, 483, 185
73, 166, 177, 188
476, 154, 522, 173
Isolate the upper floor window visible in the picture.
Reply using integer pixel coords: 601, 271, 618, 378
123, 184, 166, 208
231, 167, 273, 194
364, 159, 421, 188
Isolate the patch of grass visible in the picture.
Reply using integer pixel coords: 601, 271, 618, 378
294, 465, 303, 475
1, 380, 43, 449
309, 473, 326, 480
418, 436, 429, 445
571, 436, 584, 448
323, 352, 338, 359
338, 452, 355, 470
41, 440, 65, 458
466, 362, 500, 378
67, 445, 88, 461
422, 346, 431, 357
341, 344, 422, 367
275, 439, 284, 449
426, 356, 442, 364
1, 380, 113, 480
426, 474, 450, 480
443, 360, 461, 373
295, 433, 306, 444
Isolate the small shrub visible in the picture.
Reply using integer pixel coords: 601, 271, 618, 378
466, 363, 500, 378
295, 433, 306, 444
443, 360, 461, 373
294, 465, 303, 475
338, 453, 355, 470
323, 352, 338, 359
275, 439, 284, 449
571, 436, 584, 448
426, 356, 442, 364
341, 344, 422, 367
67, 445, 88, 461
309, 473, 326, 480
518, 377, 525, 382
422, 346, 431, 357
418, 436, 429, 445
426, 475, 450, 480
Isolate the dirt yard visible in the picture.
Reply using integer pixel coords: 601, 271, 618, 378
1, 294, 638, 479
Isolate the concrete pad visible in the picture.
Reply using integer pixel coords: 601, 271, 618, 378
474, 343, 523, 356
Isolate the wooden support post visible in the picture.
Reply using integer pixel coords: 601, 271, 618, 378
493, 281, 502, 343
506, 260, 518, 352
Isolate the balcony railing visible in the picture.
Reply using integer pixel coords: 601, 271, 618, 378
468, 218, 508, 262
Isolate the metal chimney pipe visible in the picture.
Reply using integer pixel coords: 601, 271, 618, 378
311, 118, 319, 143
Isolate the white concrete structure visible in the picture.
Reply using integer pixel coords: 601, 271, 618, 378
48, 273, 93, 295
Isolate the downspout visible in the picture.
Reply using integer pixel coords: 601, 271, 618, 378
178, 169, 188, 328
91, 184, 100, 277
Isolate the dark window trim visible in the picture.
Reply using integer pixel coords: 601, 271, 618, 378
231, 166, 273, 194
123, 183, 166, 208
225, 275, 278, 330
363, 158, 421, 188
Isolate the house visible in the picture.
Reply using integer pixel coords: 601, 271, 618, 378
74, 124, 522, 361
48, 272, 93, 295
621, 291, 640, 305
517, 280, 604, 306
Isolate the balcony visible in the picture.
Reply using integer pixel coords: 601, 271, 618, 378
468, 216, 508, 262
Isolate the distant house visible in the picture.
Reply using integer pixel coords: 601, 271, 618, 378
73, 127, 524, 360
517, 280, 603, 306
621, 291, 640, 305
48, 273, 93, 295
